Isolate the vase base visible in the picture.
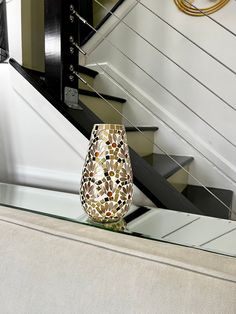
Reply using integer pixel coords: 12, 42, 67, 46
87, 217, 127, 231
88, 216, 122, 224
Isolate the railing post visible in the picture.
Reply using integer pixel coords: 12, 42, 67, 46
0, 0, 8, 62
44, 0, 80, 108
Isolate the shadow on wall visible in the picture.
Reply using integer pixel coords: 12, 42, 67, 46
0, 64, 16, 184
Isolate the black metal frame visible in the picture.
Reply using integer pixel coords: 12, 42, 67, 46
0, 0, 8, 62
44, 0, 79, 103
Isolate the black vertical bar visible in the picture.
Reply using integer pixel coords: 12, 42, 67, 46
44, 0, 79, 102
0, 0, 8, 62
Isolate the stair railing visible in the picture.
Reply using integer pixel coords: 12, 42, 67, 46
79, 0, 126, 45
44, 0, 236, 219
77, 0, 236, 218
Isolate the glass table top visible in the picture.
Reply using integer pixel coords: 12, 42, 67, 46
0, 182, 236, 257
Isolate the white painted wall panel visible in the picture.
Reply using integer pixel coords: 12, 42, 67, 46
0, 64, 86, 191
6, 0, 22, 64
141, 0, 236, 72
125, 5, 236, 109
86, 0, 236, 216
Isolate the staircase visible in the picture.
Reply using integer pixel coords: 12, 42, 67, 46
10, 0, 234, 221
78, 65, 233, 219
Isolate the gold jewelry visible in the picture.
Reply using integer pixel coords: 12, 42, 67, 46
174, 0, 230, 16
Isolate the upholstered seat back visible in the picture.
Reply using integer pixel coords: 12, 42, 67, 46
0, 205, 236, 314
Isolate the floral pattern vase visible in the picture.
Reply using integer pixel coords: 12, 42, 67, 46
80, 124, 133, 223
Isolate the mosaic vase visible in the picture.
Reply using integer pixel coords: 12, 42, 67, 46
80, 124, 133, 223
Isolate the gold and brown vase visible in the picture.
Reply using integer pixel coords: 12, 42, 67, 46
80, 124, 133, 223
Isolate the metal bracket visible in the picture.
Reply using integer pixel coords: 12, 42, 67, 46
64, 87, 83, 110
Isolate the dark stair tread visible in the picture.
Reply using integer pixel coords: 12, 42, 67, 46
182, 185, 233, 219
79, 65, 98, 78
79, 89, 126, 103
143, 153, 193, 179
126, 126, 159, 132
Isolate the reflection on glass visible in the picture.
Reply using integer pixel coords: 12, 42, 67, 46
1, 182, 236, 257
82, 216, 127, 232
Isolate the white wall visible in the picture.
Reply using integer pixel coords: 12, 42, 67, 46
0, 63, 87, 191
6, 0, 22, 64
84, 0, 236, 216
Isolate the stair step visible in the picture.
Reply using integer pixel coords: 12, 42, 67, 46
144, 153, 193, 192
126, 127, 158, 157
79, 65, 98, 78
143, 154, 193, 178
79, 74, 95, 91
79, 94, 124, 124
79, 89, 126, 103
79, 88, 126, 124
182, 185, 233, 219
125, 126, 159, 132
79, 66, 99, 91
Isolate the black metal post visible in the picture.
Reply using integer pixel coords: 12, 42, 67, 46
0, 0, 8, 62
44, 0, 80, 108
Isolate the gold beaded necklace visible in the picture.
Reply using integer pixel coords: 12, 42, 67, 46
174, 0, 230, 16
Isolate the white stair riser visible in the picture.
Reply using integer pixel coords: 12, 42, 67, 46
127, 131, 154, 157
167, 165, 190, 193
79, 73, 95, 91
79, 94, 123, 124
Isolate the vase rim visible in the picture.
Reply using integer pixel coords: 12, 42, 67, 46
93, 124, 125, 130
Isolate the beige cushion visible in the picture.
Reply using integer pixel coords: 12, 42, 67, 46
0, 205, 236, 314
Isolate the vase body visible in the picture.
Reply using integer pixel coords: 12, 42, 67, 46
80, 124, 133, 223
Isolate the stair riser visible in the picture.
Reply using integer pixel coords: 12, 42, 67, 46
127, 131, 154, 157
167, 165, 190, 193
79, 74, 95, 91
79, 94, 123, 124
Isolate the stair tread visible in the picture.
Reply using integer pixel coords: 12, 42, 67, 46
143, 153, 193, 178
126, 126, 159, 132
182, 185, 233, 219
79, 89, 126, 103
79, 65, 98, 78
